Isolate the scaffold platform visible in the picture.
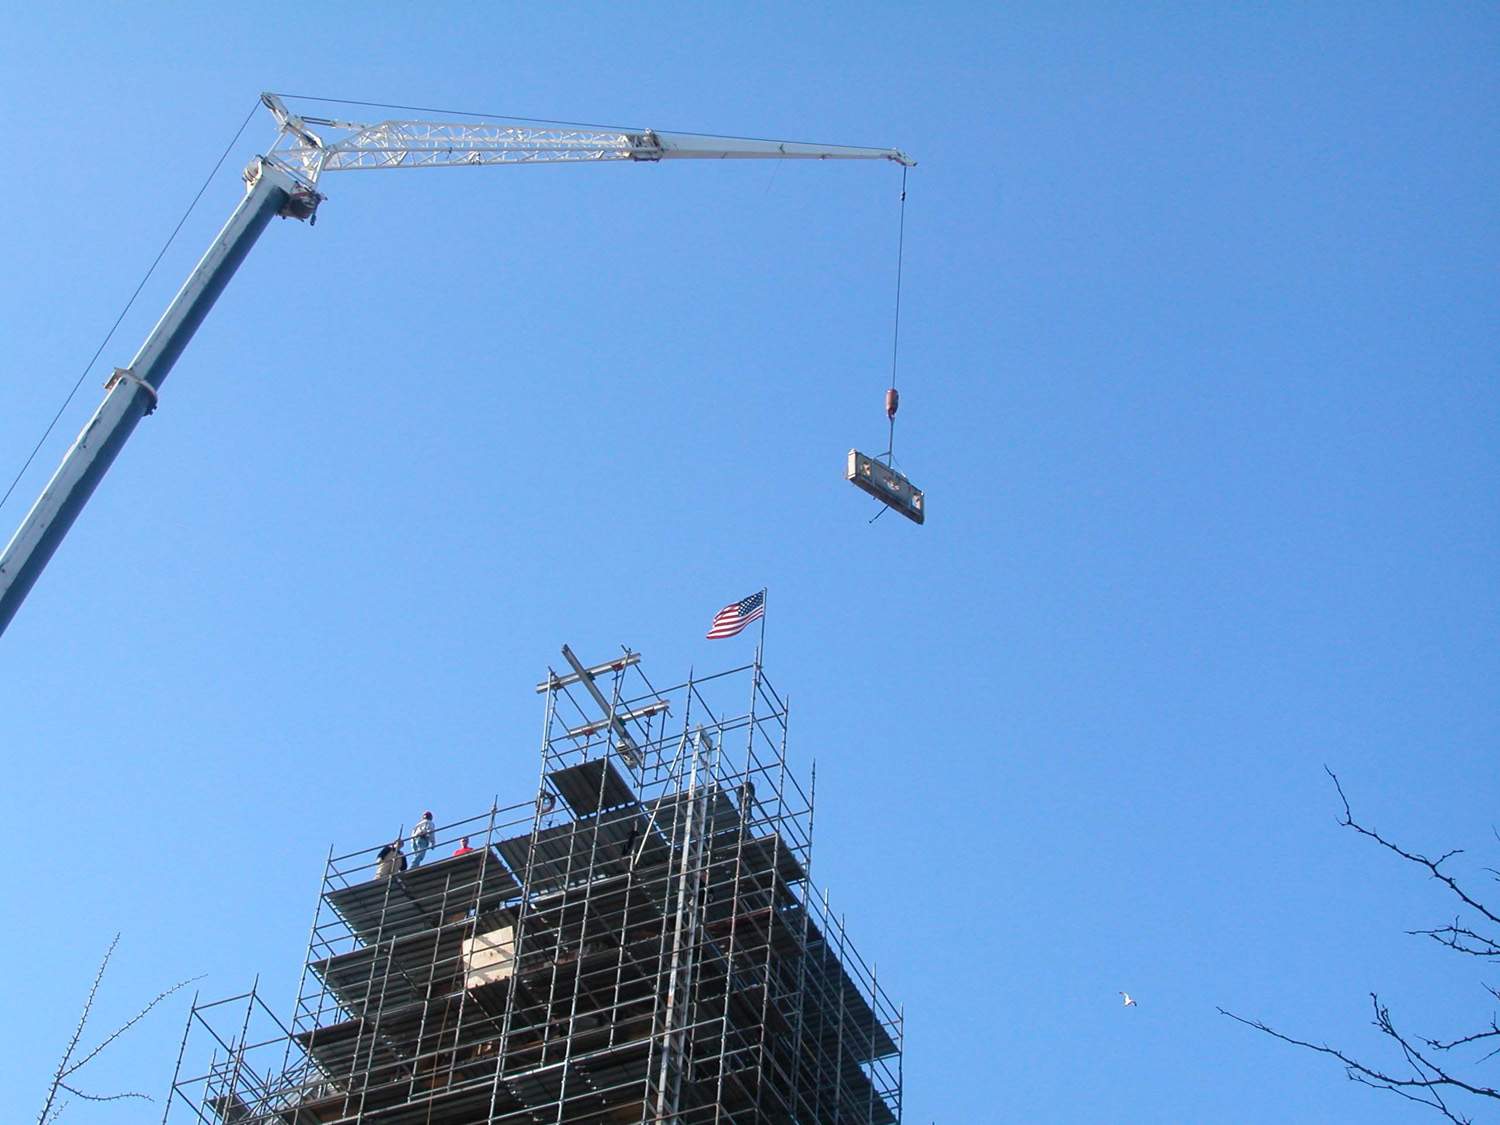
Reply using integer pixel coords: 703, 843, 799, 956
164, 649, 902, 1124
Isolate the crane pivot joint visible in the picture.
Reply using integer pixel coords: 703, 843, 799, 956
279, 187, 323, 224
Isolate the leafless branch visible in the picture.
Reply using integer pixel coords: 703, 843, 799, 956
63, 973, 201, 1077
55, 1085, 151, 1104
1370, 995, 1500, 1099
36, 935, 194, 1124
1347, 1072, 1466, 1125
1326, 767, 1500, 928
1422, 1023, 1500, 1053
38, 934, 119, 1125
1220, 996, 1499, 1124
1221, 774, 1500, 1121
1220, 999, 1498, 1098
1407, 918, 1500, 957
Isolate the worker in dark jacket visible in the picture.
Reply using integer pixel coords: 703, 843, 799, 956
376, 839, 407, 879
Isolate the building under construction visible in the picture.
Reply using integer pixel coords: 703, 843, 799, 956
164, 648, 903, 1124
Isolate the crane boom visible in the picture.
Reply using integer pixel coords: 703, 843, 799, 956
0, 94, 911, 638
259, 93, 914, 185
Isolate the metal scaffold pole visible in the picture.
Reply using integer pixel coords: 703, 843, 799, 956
162, 651, 900, 1125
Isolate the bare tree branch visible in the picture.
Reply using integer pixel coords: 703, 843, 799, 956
1369, 995, 1500, 1100
1348, 1076, 1467, 1125
54, 1085, 151, 1104
63, 973, 201, 1077
1408, 916, 1500, 958
1222, 773, 1500, 1122
1326, 767, 1500, 928
37, 935, 119, 1125
1423, 1025, 1500, 1054
36, 935, 193, 1124
1219, 1000, 1499, 1103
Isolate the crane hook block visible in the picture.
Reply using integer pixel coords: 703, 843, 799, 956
885, 387, 899, 420
846, 449, 925, 524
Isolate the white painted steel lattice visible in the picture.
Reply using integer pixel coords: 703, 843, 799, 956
262, 92, 914, 189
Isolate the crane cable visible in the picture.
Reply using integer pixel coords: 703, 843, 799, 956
886, 164, 909, 467
0, 99, 262, 520
869, 167, 909, 526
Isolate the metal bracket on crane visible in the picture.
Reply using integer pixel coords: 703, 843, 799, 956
243, 156, 323, 223
278, 187, 323, 224
104, 368, 159, 416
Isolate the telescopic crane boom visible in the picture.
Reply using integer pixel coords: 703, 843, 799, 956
0, 94, 911, 638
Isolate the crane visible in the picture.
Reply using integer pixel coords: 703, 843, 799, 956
0, 94, 912, 638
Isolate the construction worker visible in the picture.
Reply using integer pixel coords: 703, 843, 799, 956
410, 811, 435, 867
376, 840, 406, 879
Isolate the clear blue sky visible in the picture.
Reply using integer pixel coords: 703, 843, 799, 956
2, 5, 1496, 1122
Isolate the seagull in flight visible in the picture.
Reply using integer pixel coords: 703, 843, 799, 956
1120, 992, 1138, 1007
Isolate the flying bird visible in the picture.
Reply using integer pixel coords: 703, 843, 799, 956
1120, 992, 1137, 1007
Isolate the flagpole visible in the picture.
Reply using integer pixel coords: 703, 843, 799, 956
755, 586, 768, 667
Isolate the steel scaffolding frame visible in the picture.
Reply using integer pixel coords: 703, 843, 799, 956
163, 647, 902, 1124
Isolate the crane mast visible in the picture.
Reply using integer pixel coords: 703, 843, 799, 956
0, 95, 910, 638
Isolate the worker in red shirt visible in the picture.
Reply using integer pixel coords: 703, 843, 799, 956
453, 836, 476, 857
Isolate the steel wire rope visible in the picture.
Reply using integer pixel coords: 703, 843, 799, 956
887, 165, 909, 464
0, 98, 262, 520
870, 167, 910, 526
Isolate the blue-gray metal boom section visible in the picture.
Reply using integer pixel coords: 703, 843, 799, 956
0, 164, 298, 635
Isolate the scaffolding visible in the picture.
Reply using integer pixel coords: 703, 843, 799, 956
163, 647, 903, 1124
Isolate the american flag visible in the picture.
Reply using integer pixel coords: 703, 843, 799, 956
706, 590, 765, 639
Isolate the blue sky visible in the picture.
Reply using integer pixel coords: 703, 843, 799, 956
1, 5, 1496, 1122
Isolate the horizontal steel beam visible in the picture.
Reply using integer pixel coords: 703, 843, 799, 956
535, 650, 640, 693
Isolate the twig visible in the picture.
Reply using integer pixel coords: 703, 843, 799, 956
1218, 773, 1500, 1121
1220, 999, 1497, 1123
55, 1085, 151, 1104
1326, 767, 1500, 927
37, 935, 119, 1125
63, 974, 202, 1077
36, 935, 195, 1124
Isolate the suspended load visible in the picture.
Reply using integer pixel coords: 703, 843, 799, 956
847, 377, 925, 524
846, 449, 925, 524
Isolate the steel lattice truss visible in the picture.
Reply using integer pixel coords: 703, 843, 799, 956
270, 119, 658, 181
260, 92, 914, 188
